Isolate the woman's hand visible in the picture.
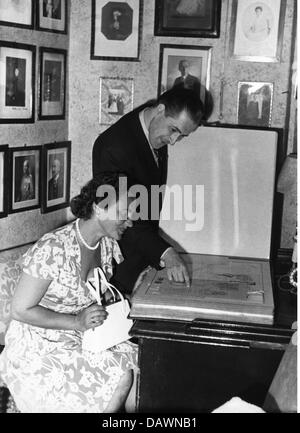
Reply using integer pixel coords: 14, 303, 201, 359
75, 303, 108, 332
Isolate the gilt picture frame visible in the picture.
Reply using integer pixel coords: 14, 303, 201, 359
36, 0, 68, 34
91, 0, 143, 61
237, 81, 274, 127
99, 77, 134, 125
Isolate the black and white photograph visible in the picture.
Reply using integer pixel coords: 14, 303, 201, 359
0, 41, 35, 123
41, 141, 71, 213
99, 77, 134, 125
0, 0, 34, 29
154, 0, 221, 38
39, 47, 67, 119
237, 81, 274, 127
158, 44, 212, 104
91, 0, 143, 61
230, 0, 286, 62
8, 146, 41, 213
36, 0, 68, 33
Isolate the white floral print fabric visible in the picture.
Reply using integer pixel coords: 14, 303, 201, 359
0, 222, 138, 413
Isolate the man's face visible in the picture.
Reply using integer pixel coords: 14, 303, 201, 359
23, 161, 29, 174
148, 106, 199, 150
179, 61, 189, 76
52, 160, 60, 177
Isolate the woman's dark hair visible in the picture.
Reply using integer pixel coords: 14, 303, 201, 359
70, 172, 128, 220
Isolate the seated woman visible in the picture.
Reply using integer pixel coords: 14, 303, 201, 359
0, 173, 138, 413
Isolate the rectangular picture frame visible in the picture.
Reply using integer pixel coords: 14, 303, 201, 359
39, 47, 67, 120
99, 77, 134, 125
0, 41, 36, 123
0, 0, 34, 29
8, 146, 42, 214
41, 141, 71, 214
91, 0, 143, 61
36, 0, 68, 34
237, 81, 274, 127
158, 44, 212, 105
0, 145, 9, 219
229, 0, 286, 62
154, 0, 221, 38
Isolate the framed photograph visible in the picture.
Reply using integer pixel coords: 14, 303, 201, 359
154, 0, 221, 38
41, 141, 71, 214
0, 41, 36, 123
230, 0, 286, 62
8, 146, 41, 214
91, 0, 143, 61
39, 47, 67, 120
0, 0, 34, 29
0, 145, 9, 219
158, 44, 212, 104
237, 82, 274, 127
99, 77, 134, 125
36, 0, 68, 34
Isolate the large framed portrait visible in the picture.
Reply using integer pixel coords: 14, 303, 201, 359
158, 44, 212, 104
237, 81, 274, 127
8, 146, 42, 214
99, 77, 134, 125
154, 0, 221, 38
36, 0, 68, 34
230, 0, 286, 62
0, 145, 9, 219
91, 0, 143, 61
41, 141, 71, 214
0, 41, 36, 123
0, 0, 34, 29
39, 47, 67, 120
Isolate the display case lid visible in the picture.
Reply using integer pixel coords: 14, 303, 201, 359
159, 126, 278, 260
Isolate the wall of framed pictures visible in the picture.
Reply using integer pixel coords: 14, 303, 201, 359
67, 0, 296, 250
0, 0, 69, 250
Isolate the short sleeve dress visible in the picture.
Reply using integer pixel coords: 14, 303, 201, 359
0, 222, 138, 413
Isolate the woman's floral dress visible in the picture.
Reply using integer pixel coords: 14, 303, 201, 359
0, 222, 138, 413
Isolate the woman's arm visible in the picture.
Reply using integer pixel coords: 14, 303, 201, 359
11, 272, 107, 331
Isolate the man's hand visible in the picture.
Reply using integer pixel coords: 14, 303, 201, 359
161, 248, 190, 287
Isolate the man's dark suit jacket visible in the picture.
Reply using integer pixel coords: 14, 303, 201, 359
92, 108, 170, 294
48, 175, 63, 200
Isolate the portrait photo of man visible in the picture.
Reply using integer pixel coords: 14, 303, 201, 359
15, 157, 35, 203
5, 56, 26, 107
48, 155, 64, 201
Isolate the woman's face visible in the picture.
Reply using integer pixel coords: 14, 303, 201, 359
97, 192, 133, 240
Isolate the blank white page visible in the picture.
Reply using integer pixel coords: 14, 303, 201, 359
159, 126, 277, 260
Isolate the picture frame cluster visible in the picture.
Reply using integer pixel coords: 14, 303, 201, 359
0, 0, 68, 123
0, 141, 71, 218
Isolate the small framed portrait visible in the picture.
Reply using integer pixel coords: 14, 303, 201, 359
154, 0, 221, 38
0, 145, 9, 219
36, 0, 68, 34
91, 0, 143, 61
0, 41, 36, 123
0, 0, 34, 29
8, 146, 42, 214
99, 77, 134, 125
237, 81, 274, 127
158, 44, 212, 104
39, 47, 67, 120
41, 141, 71, 214
230, 0, 286, 62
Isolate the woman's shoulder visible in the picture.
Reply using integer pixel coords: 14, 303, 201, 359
28, 222, 76, 254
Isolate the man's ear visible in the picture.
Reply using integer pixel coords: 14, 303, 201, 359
156, 103, 165, 115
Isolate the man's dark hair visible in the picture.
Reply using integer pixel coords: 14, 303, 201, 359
157, 87, 204, 125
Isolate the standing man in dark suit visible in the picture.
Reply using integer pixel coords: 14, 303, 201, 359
173, 59, 201, 95
48, 158, 64, 200
92, 87, 204, 295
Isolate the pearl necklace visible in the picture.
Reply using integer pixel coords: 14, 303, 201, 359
75, 218, 99, 251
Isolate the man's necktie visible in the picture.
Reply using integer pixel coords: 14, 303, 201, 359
153, 148, 161, 167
